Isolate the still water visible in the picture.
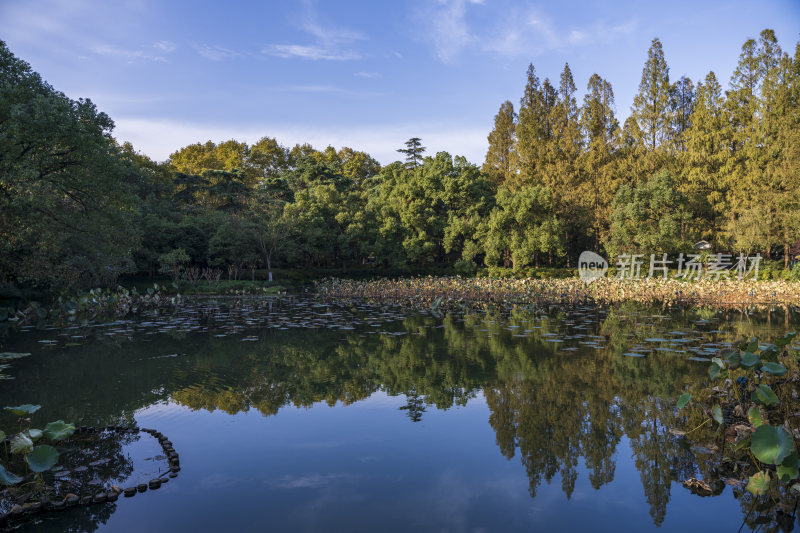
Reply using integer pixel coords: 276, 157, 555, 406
0, 297, 798, 532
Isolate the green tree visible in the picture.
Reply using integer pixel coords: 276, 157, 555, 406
0, 40, 138, 289
483, 100, 516, 186
334, 147, 382, 185
631, 38, 672, 152
670, 75, 695, 152
580, 74, 620, 250
514, 64, 550, 188
208, 218, 260, 277
248, 190, 292, 282
250, 136, 289, 181
481, 186, 564, 269
682, 71, 728, 242
169, 141, 222, 175
397, 138, 426, 170
751, 35, 799, 265
549, 63, 585, 266
158, 248, 190, 280
606, 170, 690, 257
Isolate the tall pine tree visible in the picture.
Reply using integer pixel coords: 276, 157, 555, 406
670, 76, 695, 152
581, 74, 619, 250
682, 71, 727, 242
631, 38, 672, 153
483, 101, 516, 186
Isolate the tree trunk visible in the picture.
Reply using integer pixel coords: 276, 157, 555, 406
785, 238, 790, 270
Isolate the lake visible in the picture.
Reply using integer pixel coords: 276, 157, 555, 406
1, 296, 798, 532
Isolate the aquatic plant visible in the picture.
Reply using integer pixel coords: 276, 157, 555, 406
676, 331, 800, 504
4, 284, 184, 328
0, 404, 75, 498
316, 276, 800, 310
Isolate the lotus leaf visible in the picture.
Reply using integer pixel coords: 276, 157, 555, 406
740, 351, 761, 369
712, 405, 723, 425
753, 384, 780, 405
777, 451, 799, 483
746, 471, 770, 495
761, 362, 786, 376
25, 445, 59, 473
747, 406, 765, 427
677, 393, 691, 410
10, 433, 33, 454
43, 420, 76, 441
0, 464, 22, 485
4, 404, 40, 417
751, 425, 795, 465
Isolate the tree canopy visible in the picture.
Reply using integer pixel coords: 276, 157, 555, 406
1, 29, 799, 291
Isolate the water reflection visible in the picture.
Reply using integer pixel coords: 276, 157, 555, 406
0, 298, 798, 530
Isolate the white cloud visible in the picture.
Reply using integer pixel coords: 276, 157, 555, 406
0, 0, 177, 62
416, 1, 638, 62
153, 40, 176, 53
483, 9, 638, 57
301, 20, 365, 46
90, 44, 167, 62
354, 71, 380, 78
111, 117, 489, 166
420, 0, 477, 63
194, 44, 244, 61
262, 44, 359, 61
263, 4, 364, 61
287, 85, 340, 93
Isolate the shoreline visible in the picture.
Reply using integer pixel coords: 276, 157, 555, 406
315, 276, 800, 309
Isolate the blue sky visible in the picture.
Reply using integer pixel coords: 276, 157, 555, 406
1, 0, 798, 165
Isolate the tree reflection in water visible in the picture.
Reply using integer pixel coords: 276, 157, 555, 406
0, 299, 797, 529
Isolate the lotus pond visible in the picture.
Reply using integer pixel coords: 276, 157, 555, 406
1, 296, 800, 532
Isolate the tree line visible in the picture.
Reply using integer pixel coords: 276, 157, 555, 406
483, 30, 800, 268
1, 30, 798, 291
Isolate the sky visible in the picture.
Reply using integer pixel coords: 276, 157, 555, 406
1, 0, 799, 165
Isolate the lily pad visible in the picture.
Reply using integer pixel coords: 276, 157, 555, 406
777, 451, 799, 483
746, 471, 770, 496
677, 393, 691, 410
10, 433, 33, 454
748, 406, 765, 428
0, 464, 22, 485
761, 362, 787, 376
25, 444, 59, 473
775, 331, 797, 351
43, 420, 75, 441
709, 362, 724, 380
745, 338, 759, 352
722, 350, 740, 368
0, 353, 30, 361
753, 384, 780, 406
740, 351, 761, 369
4, 404, 40, 417
712, 405, 723, 425
26, 428, 42, 441
751, 425, 795, 465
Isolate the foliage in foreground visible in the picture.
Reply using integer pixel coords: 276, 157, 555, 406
676, 332, 800, 522
0, 403, 75, 500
